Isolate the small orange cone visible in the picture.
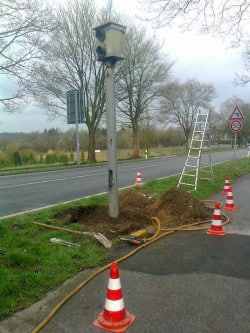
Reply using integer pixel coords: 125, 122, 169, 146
207, 202, 226, 236
221, 176, 230, 194
223, 186, 237, 211
134, 168, 142, 186
93, 262, 135, 332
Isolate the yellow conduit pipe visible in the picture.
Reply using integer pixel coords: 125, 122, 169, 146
32, 200, 229, 333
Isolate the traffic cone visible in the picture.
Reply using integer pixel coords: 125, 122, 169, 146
223, 186, 237, 211
221, 176, 230, 194
207, 202, 226, 236
134, 168, 142, 186
93, 262, 135, 333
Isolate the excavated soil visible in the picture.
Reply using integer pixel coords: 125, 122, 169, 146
53, 188, 212, 240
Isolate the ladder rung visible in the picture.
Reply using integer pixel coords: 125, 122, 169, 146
179, 182, 195, 187
182, 173, 195, 177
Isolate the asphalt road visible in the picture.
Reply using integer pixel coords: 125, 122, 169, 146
0, 148, 248, 218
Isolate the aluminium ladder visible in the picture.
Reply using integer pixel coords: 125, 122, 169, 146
177, 110, 214, 191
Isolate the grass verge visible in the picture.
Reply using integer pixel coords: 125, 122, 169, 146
0, 157, 249, 321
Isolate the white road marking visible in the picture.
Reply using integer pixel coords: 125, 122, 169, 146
0, 162, 172, 189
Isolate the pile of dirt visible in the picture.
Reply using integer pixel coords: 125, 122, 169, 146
53, 188, 211, 240
153, 189, 211, 228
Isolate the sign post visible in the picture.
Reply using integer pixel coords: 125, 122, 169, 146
229, 106, 244, 159
74, 92, 80, 165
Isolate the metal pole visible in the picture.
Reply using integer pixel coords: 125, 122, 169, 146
74, 91, 80, 165
105, 65, 118, 218
234, 132, 237, 159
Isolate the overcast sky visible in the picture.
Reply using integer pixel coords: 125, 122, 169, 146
0, 0, 249, 133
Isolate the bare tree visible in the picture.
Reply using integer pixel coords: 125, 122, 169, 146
240, 103, 250, 144
116, 24, 173, 157
235, 42, 250, 86
19, 0, 106, 163
0, 0, 53, 110
160, 79, 216, 147
219, 96, 244, 118
140, 0, 250, 46
139, 0, 250, 107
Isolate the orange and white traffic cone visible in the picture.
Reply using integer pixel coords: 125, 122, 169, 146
134, 168, 142, 186
221, 176, 231, 194
93, 262, 135, 333
223, 186, 237, 211
207, 202, 226, 236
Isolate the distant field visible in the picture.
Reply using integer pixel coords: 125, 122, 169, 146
0, 145, 233, 175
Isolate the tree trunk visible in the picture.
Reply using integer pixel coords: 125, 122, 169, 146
132, 127, 140, 158
184, 129, 190, 152
88, 128, 96, 163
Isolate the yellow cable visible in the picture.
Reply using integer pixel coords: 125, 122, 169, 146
32, 226, 175, 333
32, 199, 230, 333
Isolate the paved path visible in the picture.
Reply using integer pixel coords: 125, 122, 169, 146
0, 174, 249, 333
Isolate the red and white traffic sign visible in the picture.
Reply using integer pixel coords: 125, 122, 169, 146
230, 120, 242, 132
229, 106, 244, 120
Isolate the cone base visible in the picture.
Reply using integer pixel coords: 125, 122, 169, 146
223, 205, 237, 211
134, 182, 143, 186
207, 228, 226, 236
93, 310, 136, 333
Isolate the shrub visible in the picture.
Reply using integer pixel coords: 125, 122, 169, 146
58, 154, 69, 164
70, 152, 74, 162
12, 151, 22, 166
39, 154, 44, 164
45, 152, 57, 164
81, 151, 85, 162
